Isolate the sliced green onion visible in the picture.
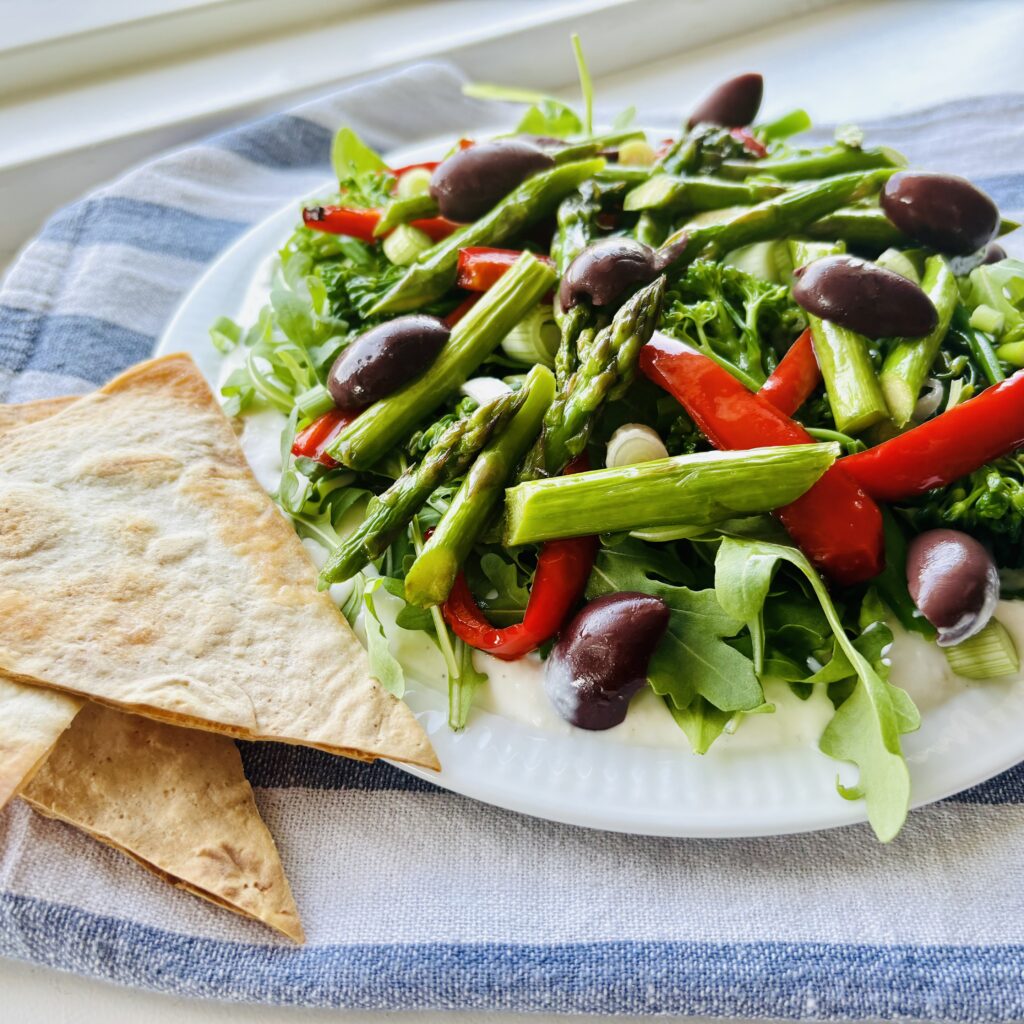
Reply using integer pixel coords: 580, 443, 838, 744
724, 241, 786, 282
296, 383, 335, 420
382, 223, 433, 266
996, 339, 1024, 367
618, 139, 657, 166
875, 247, 920, 284
500, 304, 560, 367
606, 423, 669, 468
396, 167, 434, 198
943, 619, 1020, 680
209, 315, 243, 354
970, 303, 1006, 336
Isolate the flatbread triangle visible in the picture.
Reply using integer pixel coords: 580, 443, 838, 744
0, 354, 438, 771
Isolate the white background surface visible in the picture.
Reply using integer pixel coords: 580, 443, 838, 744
4, 0, 1024, 1020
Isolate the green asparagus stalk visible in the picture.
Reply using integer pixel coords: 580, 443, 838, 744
504, 442, 840, 545
540, 275, 666, 476
805, 206, 1022, 250
595, 165, 652, 186
660, 169, 895, 265
879, 255, 959, 426
329, 253, 556, 471
758, 109, 812, 141
789, 239, 890, 435
370, 158, 603, 313
319, 389, 524, 586
552, 130, 643, 164
624, 174, 786, 214
717, 145, 905, 181
404, 365, 556, 607
373, 193, 439, 236
953, 306, 1006, 386
551, 179, 602, 275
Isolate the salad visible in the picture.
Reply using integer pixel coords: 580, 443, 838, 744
212, 44, 1024, 842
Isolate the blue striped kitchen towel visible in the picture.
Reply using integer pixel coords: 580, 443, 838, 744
3, 63, 1024, 1021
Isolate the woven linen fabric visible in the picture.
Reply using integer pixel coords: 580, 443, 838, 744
3, 64, 1024, 1020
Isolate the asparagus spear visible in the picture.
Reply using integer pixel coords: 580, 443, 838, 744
790, 239, 891, 434
717, 146, 905, 181
803, 207, 1020, 252
879, 256, 959, 426
370, 158, 603, 313
329, 253, 556, 471
552, 130, 643, 164
404, 365, 556, 607
624, 174, 786, 214
539, 275, 666, 477
504, 442, 840, 545
373, 193, 439, 236
319, 389, 524, 586
551, 179, 602, 275
660, 169, 895, 264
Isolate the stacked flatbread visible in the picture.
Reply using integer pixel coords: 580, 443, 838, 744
0, 355, 439, 942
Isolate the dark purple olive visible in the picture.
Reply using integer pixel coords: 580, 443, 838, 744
881, 172, 1000, 256
559, 238, 658, 311
429, 139, 554, 222
907, 529, 999, 647
687, 73, 763, 129
983, 242, 1007, 264
792, 255, 938, 339
327, 315, 449, 409
545, 592, 669, 730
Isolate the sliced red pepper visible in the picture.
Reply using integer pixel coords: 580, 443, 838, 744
640, 335, 884, 585
730, 127, 769, 158
443, 293, 481, 328
442, 457, 597, 660
291, 408, 357, 468
303, 206, 380, 242
759, 328, 821, 416
302, 205, 459, 243
841, 370, 1024, 501
456, 247, 555, 292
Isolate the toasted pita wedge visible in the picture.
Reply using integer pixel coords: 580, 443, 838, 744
0, 676, 81, 809
0, 398, 84, 807
0, 354, 437, 770
21, 702, 305, 942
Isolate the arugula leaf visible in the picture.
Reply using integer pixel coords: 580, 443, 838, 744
209, 315, 242, 354
586, 540, 763, 714
612, 105, 637, 131
449, 639, 489, 730
715, 537, 921, 842
331, 127, 388, 183
667, 696, 734, 754
363, 578, 406, 697
517, 101, 583, 139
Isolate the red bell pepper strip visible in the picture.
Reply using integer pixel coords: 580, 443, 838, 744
759, 328, 821, 416
291, 408, 357, 468
456, 247, 555, 292
640, 335, 884, 585
441, 457, 597, 660
730, 127, 769, 158
443, 293, 481, 328
302, 206, 459, 243
841, 370, 1024, 501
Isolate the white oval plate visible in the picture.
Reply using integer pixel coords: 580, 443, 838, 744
159, 134, 1024, 837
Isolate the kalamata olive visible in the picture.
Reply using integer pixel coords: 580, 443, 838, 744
687, 73, 763, 129
430, 139, 554, 222
327, 315, 449, 409
881, 172, 1000, 256
559, 238, 658, 311
906, 529, 1000, 647
983, 242, 1007, 264
545, 592, 670, 730
792, 255, 938, 339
